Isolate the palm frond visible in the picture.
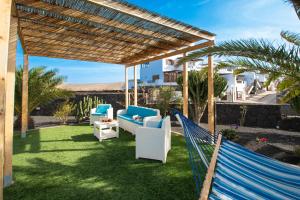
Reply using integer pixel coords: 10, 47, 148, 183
15, 66, 73, 115
225, 58, 299, 79
286, 0, 300, 19
177, 39, 300, 68
281, 31, 300, 46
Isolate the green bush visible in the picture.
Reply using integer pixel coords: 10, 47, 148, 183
220, 129, 238, 140
54, 101, 74, 124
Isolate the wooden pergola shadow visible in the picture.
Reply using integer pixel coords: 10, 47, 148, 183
0, 0, 216, 198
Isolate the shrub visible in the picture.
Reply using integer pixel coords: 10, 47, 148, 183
239, 105, 248, 126
220, 129, 238, 140
177, 69, 227, 124
54, 101, 74, 124
155, 86, 182, 116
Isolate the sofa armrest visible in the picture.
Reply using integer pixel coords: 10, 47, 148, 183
143, 115, 161, 127
90, 108, 96, 115
135, 127, 165, 139
154, 109, 160, 116
144, 119, 161, 127
117, 109, 127, 115
107, 107, 113, 119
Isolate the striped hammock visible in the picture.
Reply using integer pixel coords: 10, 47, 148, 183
173, 110, 300, 200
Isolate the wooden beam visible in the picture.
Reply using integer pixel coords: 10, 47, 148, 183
125, 40, 214, 66
89, 0, 215, 40
0, 0, 13, 198
28, 51, 122, 64
183, 53, 188, 117
199, 134, 222, 200
27, 45, 124, 61
134, 65, 138, 106
11, 0, 27, 54
125, 66, 129, 108
4, 16, 18, 188
21, 54, 28, 138
208, 55, 215, 134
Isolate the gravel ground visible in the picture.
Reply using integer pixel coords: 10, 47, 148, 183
171, 121, 300, 166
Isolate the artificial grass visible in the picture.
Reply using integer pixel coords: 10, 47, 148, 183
4, 125, 196, 200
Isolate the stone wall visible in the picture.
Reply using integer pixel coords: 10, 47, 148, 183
31, 92, 299, 131
200, 103, 282, 128
31, 92, 126, 117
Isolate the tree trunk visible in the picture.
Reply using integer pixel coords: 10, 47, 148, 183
193, 102, 207, 125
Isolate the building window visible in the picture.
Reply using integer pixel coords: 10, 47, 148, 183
141, 62, 150, 68
166, 59, 174, 65
164, 71, 182, 82
152, 75, 160, 81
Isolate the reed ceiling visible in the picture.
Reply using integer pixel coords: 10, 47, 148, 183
14, 0, 215, 65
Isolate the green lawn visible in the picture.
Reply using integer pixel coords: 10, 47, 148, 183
4, 125, 196, 200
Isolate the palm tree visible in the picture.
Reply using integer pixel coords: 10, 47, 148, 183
177, 69, 227, 124
14, 66, 72, 128
287, 0, 300, 19
177, 0, 300, 110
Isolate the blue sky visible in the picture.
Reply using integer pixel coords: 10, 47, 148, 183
16, 0, 300, 83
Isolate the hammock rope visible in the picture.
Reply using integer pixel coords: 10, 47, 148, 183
173, 110, 300, 200
172, 110, 216, 196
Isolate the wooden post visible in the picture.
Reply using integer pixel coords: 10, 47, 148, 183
4, 16, 17, 188
21, 54, 29, 138
0, 0, 13, 198
183, 53, 188, 117
125, 66, 128, 108
208, 55, 215, 134
199, 134, 222, 200
134, 65, 137, 106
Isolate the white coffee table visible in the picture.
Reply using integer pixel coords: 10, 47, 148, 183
93, 120, 119, 142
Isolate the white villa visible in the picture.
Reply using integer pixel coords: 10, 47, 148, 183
129, 56, 276, 102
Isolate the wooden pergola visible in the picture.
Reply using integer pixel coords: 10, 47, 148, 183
0, 0, 215, 198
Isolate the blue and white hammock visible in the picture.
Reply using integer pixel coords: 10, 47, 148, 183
173, 110, 300, 200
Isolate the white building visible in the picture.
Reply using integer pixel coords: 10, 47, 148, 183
137, 55, 204, 86
134, 56, 271, 102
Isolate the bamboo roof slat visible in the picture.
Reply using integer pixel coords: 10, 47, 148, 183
14, 0, 215, 64
17, 4, 184, 50
23, 35, 138, 57
19, 19, 172, 53
18, 0, 195, 45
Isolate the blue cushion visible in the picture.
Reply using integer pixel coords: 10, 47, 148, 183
127, 106, 157, 118
96, 104, 111, 114
118, 114, 143, 126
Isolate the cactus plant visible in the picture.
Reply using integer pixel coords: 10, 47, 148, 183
75, 96, 104, 123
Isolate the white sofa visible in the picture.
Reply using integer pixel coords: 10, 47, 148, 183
117, 106, 161, 134
90, 104, 113, 125
135, 116, 171, 163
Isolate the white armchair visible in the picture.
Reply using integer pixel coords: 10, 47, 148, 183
90, 104, 113, 125
135, 116, 171, 163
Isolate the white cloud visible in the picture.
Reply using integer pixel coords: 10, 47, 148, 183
214, 26, 284, 42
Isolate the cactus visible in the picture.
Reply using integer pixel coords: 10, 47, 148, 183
75, 96, 105, 123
